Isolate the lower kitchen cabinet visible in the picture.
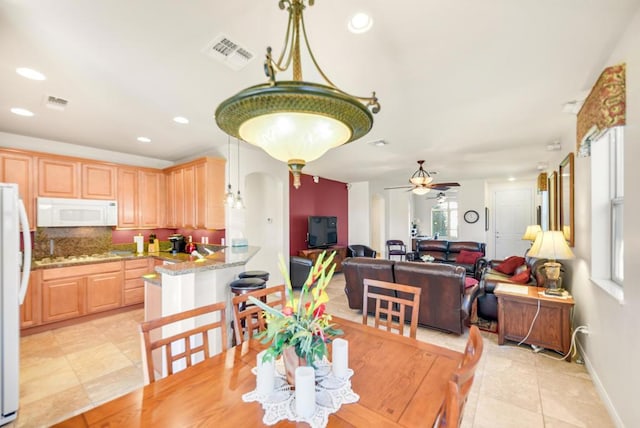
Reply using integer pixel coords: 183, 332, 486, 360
87, 268, 124, 313
20, 270, 42, 328
123, 258, 153, 305
40, 261, 124, 324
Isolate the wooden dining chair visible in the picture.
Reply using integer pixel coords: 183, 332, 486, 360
232, 284, 286, 344
139, 302, 227, 383
434, 325, 484, 427
362, 278, 421, 338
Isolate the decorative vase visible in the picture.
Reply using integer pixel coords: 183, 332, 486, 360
282, 346, 307, 386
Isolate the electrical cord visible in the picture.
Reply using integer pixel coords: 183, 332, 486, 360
517, 298, 541, 346
514, 296, 589, 362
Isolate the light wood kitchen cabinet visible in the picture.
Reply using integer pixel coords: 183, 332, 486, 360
20, 270, 41, 328
0, 149, 35, 229
164, 157, 225, 230
86, 268, 123, 313
82, 162, 117, 200
40, 261, 124, 323
117, 167, 164, 228
117, 167, 139, 228
123, 258, 153, 305
165, 168, 176, 227
37, 157, 80, 198
138, 169, 165, 228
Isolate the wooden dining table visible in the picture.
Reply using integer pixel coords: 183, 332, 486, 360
54, 317, 463, 427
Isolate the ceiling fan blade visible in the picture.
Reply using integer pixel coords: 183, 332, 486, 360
429, 182, 460, 188
384, 185, 413, 190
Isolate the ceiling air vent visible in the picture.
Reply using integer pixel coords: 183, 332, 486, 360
43, 95, 69, 111
203, 33, 254, 71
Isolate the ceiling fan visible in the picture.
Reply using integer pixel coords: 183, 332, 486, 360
384, 160, 461, 195
426, 192, 456, 203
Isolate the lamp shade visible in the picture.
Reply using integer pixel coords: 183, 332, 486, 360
412, 187, 431, 195
527, 231, 575, 260
522, 225, 542, 241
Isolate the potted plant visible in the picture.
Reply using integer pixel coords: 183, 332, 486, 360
249, 251, 343, 384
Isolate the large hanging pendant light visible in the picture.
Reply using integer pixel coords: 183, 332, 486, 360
215, 0, 380, 189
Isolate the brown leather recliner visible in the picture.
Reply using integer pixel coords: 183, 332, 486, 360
415, 240, 486, 279
342, 257, 479, 335
343, 257, 395, 310
394, 262, 476, 335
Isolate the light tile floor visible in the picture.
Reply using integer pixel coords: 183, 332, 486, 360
10, 274, 613, 427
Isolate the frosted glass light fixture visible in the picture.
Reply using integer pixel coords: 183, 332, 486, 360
215, 0, 380, 189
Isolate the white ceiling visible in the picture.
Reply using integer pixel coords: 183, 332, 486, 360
1, 0, 638, 187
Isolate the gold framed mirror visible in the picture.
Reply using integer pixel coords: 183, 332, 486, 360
559, 153, 574, 246
548, 171, 558, 230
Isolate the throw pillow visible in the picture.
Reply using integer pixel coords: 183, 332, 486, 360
456, 250, 484, 264
514, 264, 529, 275
510, 268, 531, 284
464, 277, 479, 288
494, 256, 526, 275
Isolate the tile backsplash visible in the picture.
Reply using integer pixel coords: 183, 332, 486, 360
34, 227, 113, 259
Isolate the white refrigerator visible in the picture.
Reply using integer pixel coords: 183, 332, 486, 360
0, 183, 31, 425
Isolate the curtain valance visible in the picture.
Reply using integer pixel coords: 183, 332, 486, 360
576, 63, 625, 156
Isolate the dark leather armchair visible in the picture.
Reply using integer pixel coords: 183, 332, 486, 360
290, 256, 313, 289
347, 244, 377, 258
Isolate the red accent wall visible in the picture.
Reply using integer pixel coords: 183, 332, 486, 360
289, 174, 348, 255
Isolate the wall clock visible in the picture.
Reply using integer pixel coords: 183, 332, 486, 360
463, 210, 479, 224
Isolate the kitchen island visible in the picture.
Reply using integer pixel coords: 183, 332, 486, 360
142, 246, 260, 382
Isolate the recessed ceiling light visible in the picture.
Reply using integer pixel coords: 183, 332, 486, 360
10, 107, 34, 117
369, 139, 387, 147
348, 12, 373, 34
508, 177, 516, 182
173, 116, 189, 124
16, 67, 46, 81
137, 137, 151, 143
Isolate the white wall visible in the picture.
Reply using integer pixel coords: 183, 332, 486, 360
0, 132, 174, 169
347, 181, 371, 245
386, 189, 411, 255
567, 9, 640, 427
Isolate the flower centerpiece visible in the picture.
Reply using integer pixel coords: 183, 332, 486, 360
248, 251, 343, 384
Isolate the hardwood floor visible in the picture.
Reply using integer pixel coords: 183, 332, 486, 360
9, 273, 613, 427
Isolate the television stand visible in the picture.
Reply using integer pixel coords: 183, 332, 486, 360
298, 246, 348, 273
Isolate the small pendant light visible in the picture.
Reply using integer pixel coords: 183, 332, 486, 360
234, 138, 245, 209
224, 136, 235, 206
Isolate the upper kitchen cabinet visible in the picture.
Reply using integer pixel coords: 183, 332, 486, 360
37, 157, 80, 198
82, 162, 116, 200
0, 149, 35, 228
117, 167, 165, 228
164, 157, 225, 230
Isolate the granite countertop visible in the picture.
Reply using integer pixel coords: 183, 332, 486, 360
31, 246, 260, 276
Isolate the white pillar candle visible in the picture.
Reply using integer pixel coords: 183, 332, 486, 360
295, 366, 316, 418
256, 350, 275, 395
332, 338, 349, 378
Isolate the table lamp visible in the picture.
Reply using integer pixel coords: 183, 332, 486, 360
527, 230, 574, 295
522, 225, 542, 242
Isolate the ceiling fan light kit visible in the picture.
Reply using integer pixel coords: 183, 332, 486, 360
409, 160, 434, 186
215, 0, 380, 189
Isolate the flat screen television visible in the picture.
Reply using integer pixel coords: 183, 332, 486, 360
307, 216, 338, 249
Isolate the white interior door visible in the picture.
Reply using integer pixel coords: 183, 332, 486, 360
493, 188, 533, 259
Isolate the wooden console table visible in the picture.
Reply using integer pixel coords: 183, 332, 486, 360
495, 285, 575, 361
298, 246, 348, 272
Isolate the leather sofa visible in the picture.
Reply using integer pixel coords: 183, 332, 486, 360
476, 256, 561, 321
414, 240, 486, 279
342, 257, 480, 335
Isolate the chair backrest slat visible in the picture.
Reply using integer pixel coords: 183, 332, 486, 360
362, 278, 421, 339
232, 284, 286, 344
434, 325, 484, 427
139, 301, 227, 383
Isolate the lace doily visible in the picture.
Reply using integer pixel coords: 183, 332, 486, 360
242, 358, 360, 428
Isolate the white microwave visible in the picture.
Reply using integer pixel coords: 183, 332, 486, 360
37, 197, 118, 227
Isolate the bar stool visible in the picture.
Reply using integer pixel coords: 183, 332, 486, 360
238, 270, 270, 282
230, 278, 267, 310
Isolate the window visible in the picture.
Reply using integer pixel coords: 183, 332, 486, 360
431, 201, 458, 239
590, 126, 624, 298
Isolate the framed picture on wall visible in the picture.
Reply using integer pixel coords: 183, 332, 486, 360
548, 171, 558, 230
559, 153, 575, 246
